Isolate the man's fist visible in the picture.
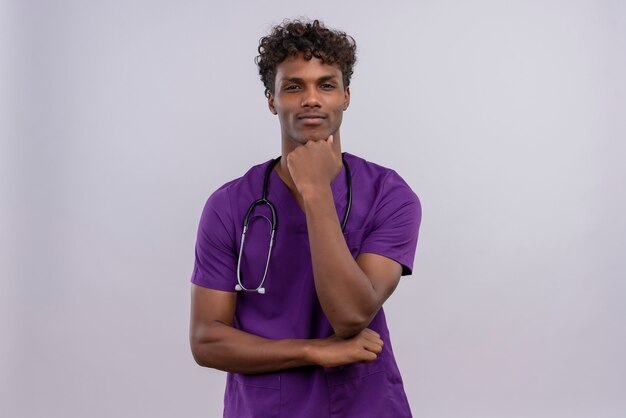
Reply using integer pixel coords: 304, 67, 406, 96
286, 135, 342, 197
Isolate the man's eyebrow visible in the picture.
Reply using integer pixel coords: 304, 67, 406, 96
317, 75, 339, 83
281, 77, 304, 84
280, 75, 340, 84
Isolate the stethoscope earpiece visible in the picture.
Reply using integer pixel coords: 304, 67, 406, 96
235, 284, 265, 294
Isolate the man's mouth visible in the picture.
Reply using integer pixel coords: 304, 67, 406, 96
298, 113, 326, 125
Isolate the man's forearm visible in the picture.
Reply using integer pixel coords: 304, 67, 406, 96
191, 321, 384, 373
302, 185, 379, 338
191, 320, 317, 374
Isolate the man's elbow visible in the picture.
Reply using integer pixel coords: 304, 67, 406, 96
190, 338, 210, 367
331, 315, 371, 339
189, 331, 221, 369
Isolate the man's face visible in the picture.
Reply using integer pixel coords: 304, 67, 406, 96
268, 53, 350, 146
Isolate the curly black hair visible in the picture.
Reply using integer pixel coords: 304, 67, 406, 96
255, 19, 357, 98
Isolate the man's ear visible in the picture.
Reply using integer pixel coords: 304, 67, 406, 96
268, 93, 277, 115
343, 87, 351, 111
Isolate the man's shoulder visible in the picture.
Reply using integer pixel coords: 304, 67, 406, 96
345, 152, 419, 208
204, 158, 274, 207
344, 152, 409, 185
212, 159, 274, 193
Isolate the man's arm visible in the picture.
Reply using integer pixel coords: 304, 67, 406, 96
302, 189, 403, 339
189, 285, 384, 374
286, 137, 408, 339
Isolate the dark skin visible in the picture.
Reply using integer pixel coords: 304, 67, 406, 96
190, 53, 403, 374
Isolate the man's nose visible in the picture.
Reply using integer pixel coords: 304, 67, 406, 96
301, 86, 321, 108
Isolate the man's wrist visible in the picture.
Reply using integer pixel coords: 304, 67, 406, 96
301, 339, 322, 366
300, 185, 333, 206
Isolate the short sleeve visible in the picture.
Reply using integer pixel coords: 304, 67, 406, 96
191, 186, 238, 292
359, 171, 422, 276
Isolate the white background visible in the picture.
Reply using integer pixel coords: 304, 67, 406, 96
2, 1, 625, 417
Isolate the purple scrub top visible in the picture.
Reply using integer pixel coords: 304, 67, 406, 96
192, 152, 421, 418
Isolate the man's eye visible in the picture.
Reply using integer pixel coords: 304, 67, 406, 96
320, 83, 336, 89
284, 85, 300, 91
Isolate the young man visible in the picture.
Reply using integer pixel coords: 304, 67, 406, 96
190, 19, 421, 417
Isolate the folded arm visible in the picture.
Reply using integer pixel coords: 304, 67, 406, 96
189, 285, 383, 374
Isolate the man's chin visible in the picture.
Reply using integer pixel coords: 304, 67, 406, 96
287, 130, 333, 146
299, 133, 331, 143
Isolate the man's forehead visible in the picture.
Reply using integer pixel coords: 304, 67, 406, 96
275, 55, 342, 80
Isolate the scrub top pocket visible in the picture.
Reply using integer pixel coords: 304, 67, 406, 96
324, 358, 387, 417
230, 372, 281, 418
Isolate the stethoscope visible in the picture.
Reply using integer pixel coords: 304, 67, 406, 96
235, 154, 352, 294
